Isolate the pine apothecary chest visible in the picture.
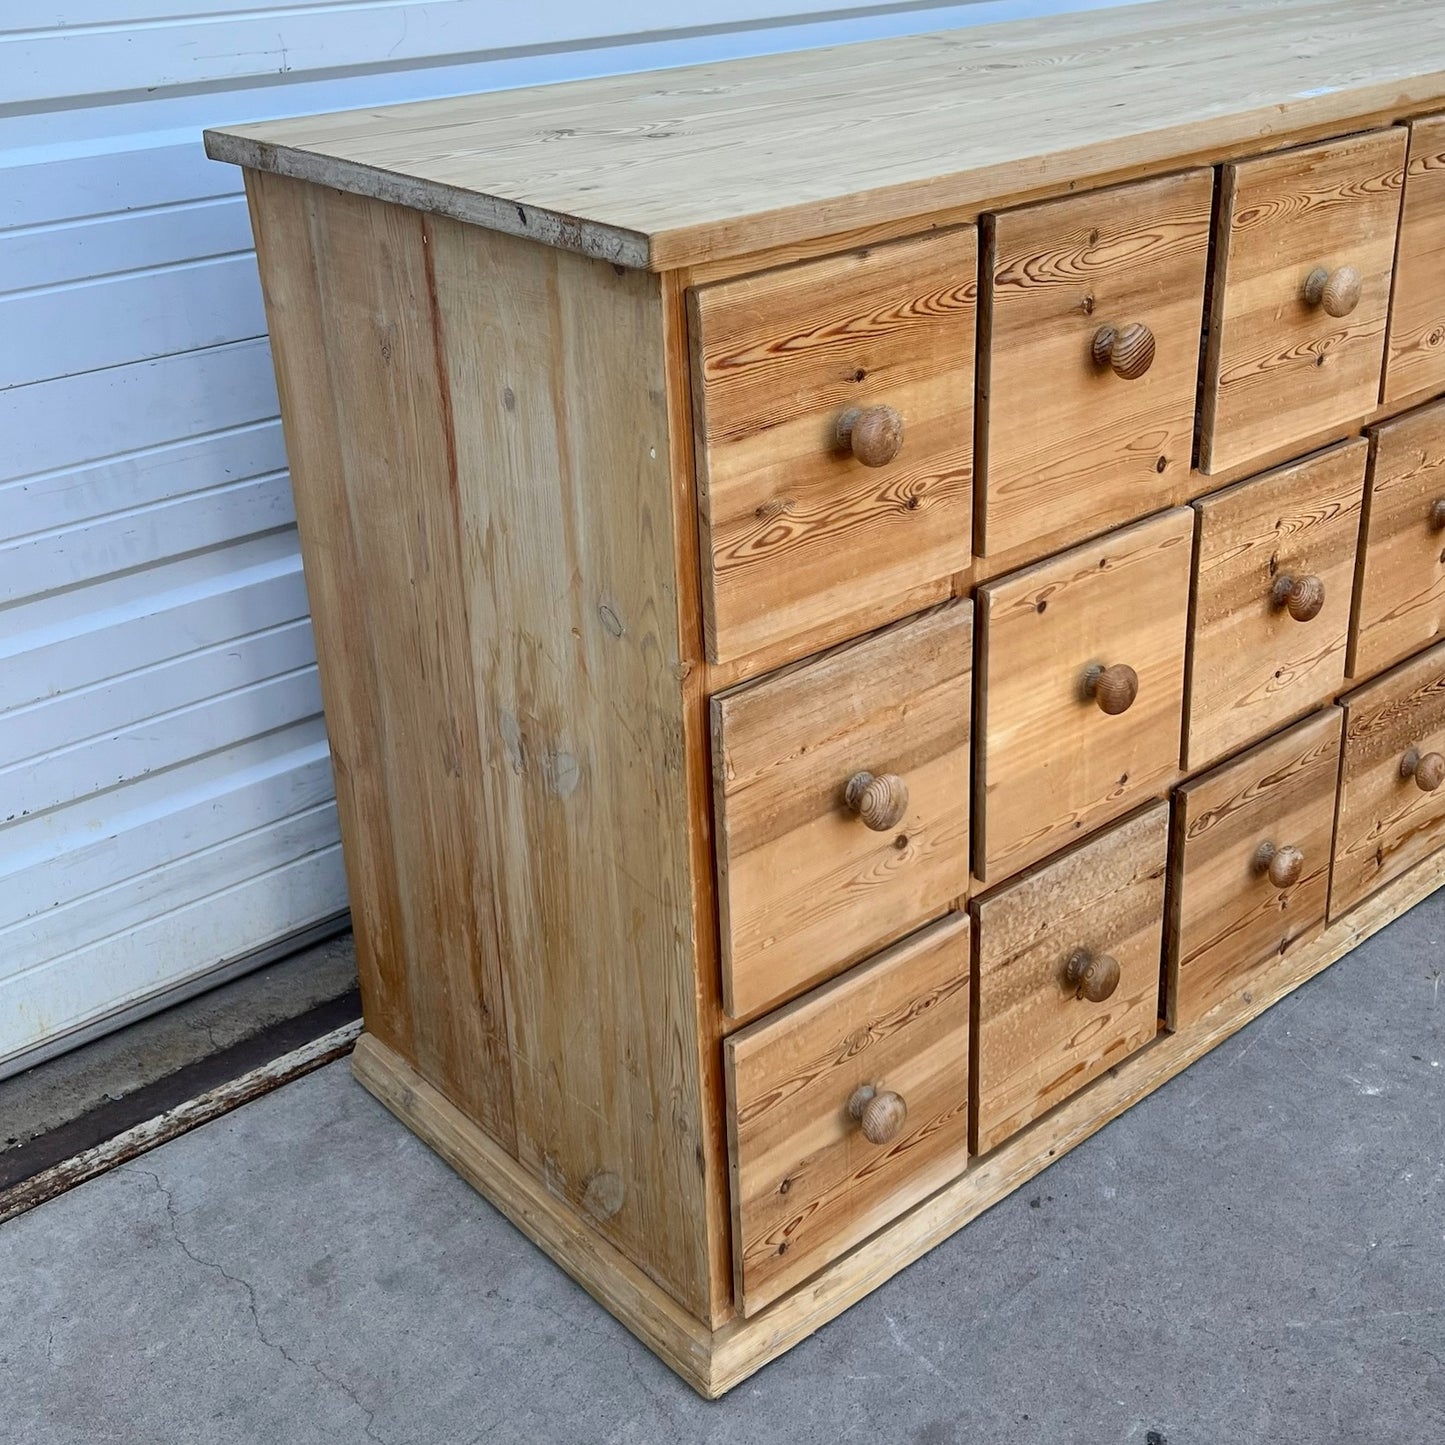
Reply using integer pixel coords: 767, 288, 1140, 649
208, 0, 1445, 1395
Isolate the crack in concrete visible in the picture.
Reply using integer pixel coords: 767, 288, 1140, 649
309, 1356, 388, 1445
619, 1336, 683, 1425
481, 1285, 615, 1344
461, 1420, 515, 1445
181, 1013, 228, 1056
136, 1167, 388, 1445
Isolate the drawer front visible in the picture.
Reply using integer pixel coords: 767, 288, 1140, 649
1200, 129, 1407, 476
690, 230, 976, 666
725, 913, 970, 1317
978, 169, 1213, 560
1186, 440, 1364, 770
1352, 400, 1445, 680
1169, 709, 1341, 1031
976, 507, 1192, 883
712, 604, 971, 1020
972, 804, 1167, 1154
1332, 639, 1445, 918
1384, 116, 1445, 405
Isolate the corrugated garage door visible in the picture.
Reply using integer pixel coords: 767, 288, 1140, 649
0, 0, 1132, 1075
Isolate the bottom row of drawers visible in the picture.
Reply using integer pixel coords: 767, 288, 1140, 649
725, 640, 1445, 1316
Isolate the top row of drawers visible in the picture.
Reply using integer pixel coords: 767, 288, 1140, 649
690, 121, 1445, 667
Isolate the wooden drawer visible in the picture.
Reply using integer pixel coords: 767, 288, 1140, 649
1185, 440, 1364, 770
978, 169, 1213, 561
1384, 116, 1445, 405
1200, 128, 1407, 476
725, 913, 970, 1317
976, 507, 1192, 883
1168, 709, 1341, 1031
712, 604, 971, 1020
972, 804, 1166, 1154
690, 230, 976, 666
1352, 400, 1445, 680
1332, 639, 1445, 918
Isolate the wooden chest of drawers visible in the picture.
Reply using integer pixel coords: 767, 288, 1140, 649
207, 0, 1445, 1398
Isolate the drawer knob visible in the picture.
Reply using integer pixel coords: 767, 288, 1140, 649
1400, 747, 1445, 793
837, 404, 904, 467
1083, 662, 1139, 716
1303, 264, 1362, 318
1271, 572, 1326, 623
1064, 948, 1121, 1004
1430, 499, 1445, 532
847, 1084, 907, 1145
1254, 841, 1306, 890
845, 771, 909, 830
1091, 322, 1156, 381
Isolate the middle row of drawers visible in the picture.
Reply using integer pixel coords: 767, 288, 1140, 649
713, 430, 1445, 1019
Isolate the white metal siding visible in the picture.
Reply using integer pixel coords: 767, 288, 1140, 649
0, 0, 1143, 1074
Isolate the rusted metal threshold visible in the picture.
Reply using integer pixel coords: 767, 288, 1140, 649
0, 997, 360, 1225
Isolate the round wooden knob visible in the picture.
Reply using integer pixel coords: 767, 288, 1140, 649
845, 771, 909, 831
1064, 948, 1121, 1003
848, 1084, 907, 1145
1400, 747, 1445, 792
1091, 322, 1156, 380
1303, 264, 1362, 318
1429, 499, 1445, 531
1254, 841, 1305, 889
837, 405, 904, 467
1271, 573, 1326, 622
1083, 662, 1139, 715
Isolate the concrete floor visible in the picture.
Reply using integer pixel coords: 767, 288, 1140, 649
6, 895, 1445, 1445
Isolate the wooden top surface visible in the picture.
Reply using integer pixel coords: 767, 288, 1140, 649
206, 0, 1445, 272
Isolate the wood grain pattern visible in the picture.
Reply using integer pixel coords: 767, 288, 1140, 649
971, 803, 1168, 1154
1384, 115, 1445, 405
660, 265, 737, 1326
712, 604, 971, 1021
1186, 440, 1366, 769
972, 381, 1445, 588
724, 914, 970, 1316
978, 169, 1213, 560
689, 230, 975, 667
976, 507, 1193, 882
208, 1, 1445, 273
426, 216, 723, 1319
1352, 399, 1445, 679
1200, 128, 1406, 474
250, 172, 724, 1320
1168, 709, 1341, 1030
245, 172, 516, 1151
701, 574, 958, 693
1332, 639, 1445, 917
